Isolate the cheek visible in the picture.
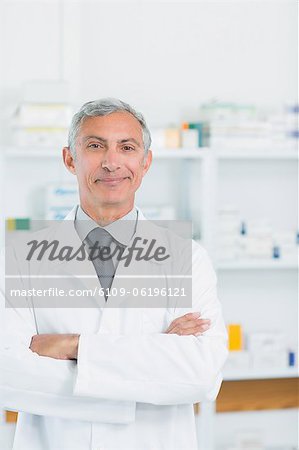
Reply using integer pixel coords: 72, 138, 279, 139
76, 158, 95, 181
132, 160, 147, 180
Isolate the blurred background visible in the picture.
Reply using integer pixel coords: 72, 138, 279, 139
0, 1, 298, 449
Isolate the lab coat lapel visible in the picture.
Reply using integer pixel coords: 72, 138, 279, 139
107, 212, 170, 309
39, 206, 105, 308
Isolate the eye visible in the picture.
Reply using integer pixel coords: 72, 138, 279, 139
88, 143, 102, 149
122, 145, 134, 152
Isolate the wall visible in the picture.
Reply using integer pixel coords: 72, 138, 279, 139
0, 0, 297, 127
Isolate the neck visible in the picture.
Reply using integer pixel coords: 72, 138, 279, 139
80, 201, 134, 226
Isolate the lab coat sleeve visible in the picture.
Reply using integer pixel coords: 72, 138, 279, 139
74, 242, 228, 405
0, 249, 136, 424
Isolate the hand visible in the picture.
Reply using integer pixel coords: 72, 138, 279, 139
165, 312, 211, 336
30, 334, 79, 360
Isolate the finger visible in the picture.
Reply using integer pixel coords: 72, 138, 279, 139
166, 325, 183, 335
166, 312, 201, 332
170, 312, 201, 327
166, 318, 210, 334
186, 322, 210, 333
183, 318, 210, 327
167, 322, 210, 336
183, 324, 210, 335
170, 319, 210, 333
183, 312, 201, 320
175, 319, 210, 332
167, 325, 204, 336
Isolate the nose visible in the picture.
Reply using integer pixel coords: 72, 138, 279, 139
101, 148, 121, 172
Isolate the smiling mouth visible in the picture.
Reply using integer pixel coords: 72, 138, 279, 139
95, 177, 128, 185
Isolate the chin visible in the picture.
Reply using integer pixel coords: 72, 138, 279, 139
98, 195, 127, 206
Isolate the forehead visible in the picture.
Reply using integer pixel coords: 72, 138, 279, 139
78, 112, 143, 140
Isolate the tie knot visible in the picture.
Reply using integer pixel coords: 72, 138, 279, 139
87, 227, 113, 248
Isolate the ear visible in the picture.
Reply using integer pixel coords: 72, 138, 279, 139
63, 147, 76, 175
142, 149, 152, 176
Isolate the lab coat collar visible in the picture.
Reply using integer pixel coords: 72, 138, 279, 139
62, 205, 170, 266
48, 205, 169, 272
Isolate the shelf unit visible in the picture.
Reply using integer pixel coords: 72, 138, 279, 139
210, 146, 298, 450
216, 259, 298, 270
215, 149, 298, 160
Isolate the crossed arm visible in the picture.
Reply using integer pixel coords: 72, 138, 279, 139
1, 244, 227, 416
29, 312, 211, 360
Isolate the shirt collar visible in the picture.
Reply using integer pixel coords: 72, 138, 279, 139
75, 205, 138, 246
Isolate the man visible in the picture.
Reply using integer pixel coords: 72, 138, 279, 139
0, 98, 227, 450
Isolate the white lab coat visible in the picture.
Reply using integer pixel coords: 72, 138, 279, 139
0, 206, 228, 450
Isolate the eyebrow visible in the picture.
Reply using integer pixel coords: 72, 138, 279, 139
118, 138, 141, 147
82, 136, 107, 143
83, 136, 141, 147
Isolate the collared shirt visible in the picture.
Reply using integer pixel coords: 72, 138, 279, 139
75, 205, 138, 246
75, 206, 138, 270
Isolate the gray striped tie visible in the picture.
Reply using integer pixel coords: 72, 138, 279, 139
86, 228, 115, 299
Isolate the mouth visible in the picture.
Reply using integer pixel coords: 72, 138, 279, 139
95, 177, 129, 186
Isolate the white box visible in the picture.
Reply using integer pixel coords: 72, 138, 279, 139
181, 129, 198, 148
15, 127, 68, 148
251, 349, 288, 369
248, 332, 285, 351
18, 104, 72, 127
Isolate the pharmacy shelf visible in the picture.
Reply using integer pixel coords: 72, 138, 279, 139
153, 148, 210, 159
223, 367, 299, 381
4, 148, 62, 158
215, 148, 298, 160
216, 259, 298, 270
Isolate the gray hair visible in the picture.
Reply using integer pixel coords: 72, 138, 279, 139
68, 98, 151, 158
